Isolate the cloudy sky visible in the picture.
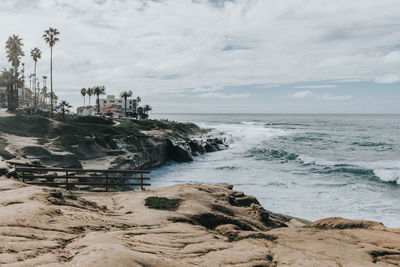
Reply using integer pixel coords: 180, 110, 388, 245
1, 0, 400, 113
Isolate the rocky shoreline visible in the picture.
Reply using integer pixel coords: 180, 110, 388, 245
0, 114, 228, 172
1, 112, 400, 266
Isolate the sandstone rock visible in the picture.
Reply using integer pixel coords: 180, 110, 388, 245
20, 146, 82, 169
306, 217, 386, 230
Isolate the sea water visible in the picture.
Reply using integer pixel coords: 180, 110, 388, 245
150, 114, 400, 228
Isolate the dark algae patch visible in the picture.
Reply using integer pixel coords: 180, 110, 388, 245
145, 196, 181, 210
0, 136, 12, 159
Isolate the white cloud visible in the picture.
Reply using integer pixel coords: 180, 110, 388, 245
321, 94, 352, 100
0, 0, 398, 110
374, 74, 400, 84
197, 92, 250, 99
290, 90, 315, 98
290, 91, 352, 100
294, 85, 337, 89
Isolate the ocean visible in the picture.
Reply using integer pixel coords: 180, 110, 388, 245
150, 114, 400, 228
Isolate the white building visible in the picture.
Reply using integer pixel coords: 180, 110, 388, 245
0, 87, 33, 108
99, 95, 139, 113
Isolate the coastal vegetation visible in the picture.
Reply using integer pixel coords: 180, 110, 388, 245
0, 29, 154, 121
0, 29, 60, 115
56, 100, 72, 119
120, 90, 132, 116
93, 85, 106, 113
144, 196, 181, 210
4, 35, 24, 111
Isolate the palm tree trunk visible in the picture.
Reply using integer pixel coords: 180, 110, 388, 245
6, 85, 12, 111
125, 97, 127, 116
50, 46, 53, 116
34, 61, 37, 110
14, 67, 19, 111
97, 95, 100, 113
83, 96, 86, 107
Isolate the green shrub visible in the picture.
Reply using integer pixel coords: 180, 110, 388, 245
72, 116, 114, 125
144, 196, 181, 210
0, 116, 51, 137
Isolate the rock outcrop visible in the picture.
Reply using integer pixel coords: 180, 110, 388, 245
0, 178, 399, 266
0, 115, 228, 171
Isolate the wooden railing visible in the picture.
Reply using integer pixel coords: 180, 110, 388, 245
15, 167, 151, 191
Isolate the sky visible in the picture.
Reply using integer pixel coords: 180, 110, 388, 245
0, 0, 400, 113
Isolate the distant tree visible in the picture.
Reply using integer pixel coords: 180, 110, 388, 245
56, 100, 72, 119
30, 47, 42, 109
42, 76, 48, 107
43, 27, 60, 116
87, 87, 93, 106
137, 106, 144, 120
143, 104, 152, 115
120, 90, 132, 116
93, 86, 106, 113
81, 88, 87, 107
40, 86, 47, 108
49, 91, 58, 107
5, 35, 24, 111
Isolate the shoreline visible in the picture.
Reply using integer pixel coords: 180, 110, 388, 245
0, 112, 228, 172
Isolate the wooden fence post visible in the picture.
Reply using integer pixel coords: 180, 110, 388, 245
140, 171, 144, 190
105, 171, 109, 192
66, 171, 69, 190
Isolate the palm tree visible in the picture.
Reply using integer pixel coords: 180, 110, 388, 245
143, 104, 152, 115
93, 86, 106, 113
81, 88, 87, 107
43, 27, 60, 116
87, 87, 93, 106
120, 90, 132, 116
57, 100, 72, 120
5, 35, 24, 111
30, 47, 41, 109
137, 106, 145, 120
42, 76, 48, 107
49, 91, 58, 107
40, 86, 47, 108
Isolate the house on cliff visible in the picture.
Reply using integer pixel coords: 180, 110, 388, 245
99, 95, 140, 114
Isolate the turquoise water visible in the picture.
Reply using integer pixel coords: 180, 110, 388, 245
151, 114, 400, 227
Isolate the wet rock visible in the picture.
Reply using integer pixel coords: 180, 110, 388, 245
166, 139, 194, 163
189, 140, 205, 155
229, 194, 260, 207
204, 143, 218, 152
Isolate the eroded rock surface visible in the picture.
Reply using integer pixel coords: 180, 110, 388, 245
0, 178, 399, 266
0, 114, 227, 170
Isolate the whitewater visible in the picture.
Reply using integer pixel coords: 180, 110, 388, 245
151, 114, 400, 228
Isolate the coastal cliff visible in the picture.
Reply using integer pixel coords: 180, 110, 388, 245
0, 177, 399, 266
0, 114, 227, 170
